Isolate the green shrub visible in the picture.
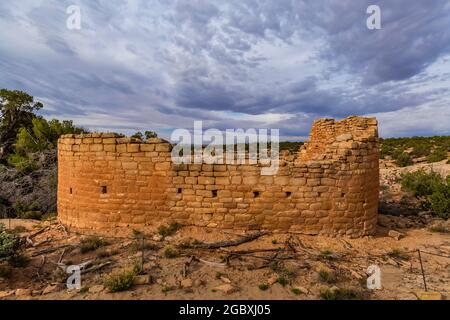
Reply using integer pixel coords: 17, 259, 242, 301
157, 222, 181, 238
11, 226, 26, 234
380, 144, 395, 159
430, 183, 450, 219
291, 288, 302, 295
131, 131, 144, 140
131, 260, 144, 275
163, 245, 179, 258
0, 264, 12, 278
400, 171, 450, 219
411, 144, 431, 158
176, 238, 203, 249
20, 210, 42, 220
129, 239, 159, 254
8, 253, 30, 267
104, 269, 136, 293
320, 287, 365, 300
429, 226, 450, 233
318, 269, 336, 284
79, 286, 89, 293
162, 285, 175, 293
387, 249, 409, 260
0, 223, 19, 258
279, 141, 303, 153
40, 212, 56, 221
319, 250, 335, 261
14, 117, 86, 155
427, 147, 447, 163
276, 276, 288, 286
394, 152, 412, 167
400, 170, 442, 198
258, 283, 269, 291
80, 236, 108, 253
6, 153, 38, 173
144, 131, 158, 139
12, 200, 41, 218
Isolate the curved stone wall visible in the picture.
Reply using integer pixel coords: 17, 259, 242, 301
57, 116, 379, 237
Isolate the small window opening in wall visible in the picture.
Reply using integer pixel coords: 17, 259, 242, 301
69, 187, 73, 194
177, 188, 182, 194
286, 191, 292, 198
212, 190, 218, 198
253, 191, 260, 198
101, 186, 107, 194
341, 193, 346, 197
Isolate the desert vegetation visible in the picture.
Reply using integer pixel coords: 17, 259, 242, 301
0, 89, 157, 219
400, 171, 450, 219
380, 136, 450, 166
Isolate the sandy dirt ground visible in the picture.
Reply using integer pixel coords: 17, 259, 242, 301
1, 217, 449, 300
1, 160, 449, 300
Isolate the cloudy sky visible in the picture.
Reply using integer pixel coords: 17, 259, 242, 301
1, 0, 450, 140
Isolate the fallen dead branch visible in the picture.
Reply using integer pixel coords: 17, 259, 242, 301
221, 248, 285, 255
182, 256, 195, 278
26, 236, 52, 248
31, 244, 75, 257
26, 237, 35, 247
56, 223, 68, 236
189, 231, 269, 249
83, 261, 112, 274
340, 239, 353, 249
28, 226, 50, 239
58, 248, 66, 264
53, 259, 93, 271
285, 235, 298, 253
198, 257, 227, 268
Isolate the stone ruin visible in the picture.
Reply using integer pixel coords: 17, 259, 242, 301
57, 116, 379, 238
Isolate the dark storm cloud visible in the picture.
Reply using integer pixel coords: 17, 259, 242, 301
0, 0, 449, 138
298, 0, 450, 84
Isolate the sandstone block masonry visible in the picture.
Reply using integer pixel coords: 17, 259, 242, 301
57, 116, 379, 237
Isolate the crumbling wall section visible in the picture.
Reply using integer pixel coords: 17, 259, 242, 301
57, 116, 379, 237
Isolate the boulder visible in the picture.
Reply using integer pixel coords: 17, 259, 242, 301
267, 275, 278, 285
213, 284, 237, 294
180, 278, 193, 288
42, 284, 62, 295
15, 288, 31, 296
388, 230, 405, 240
0, 290, 14, 299
134, 275, 152, 285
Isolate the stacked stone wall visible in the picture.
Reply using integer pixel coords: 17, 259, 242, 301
57, 116, 379, 237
